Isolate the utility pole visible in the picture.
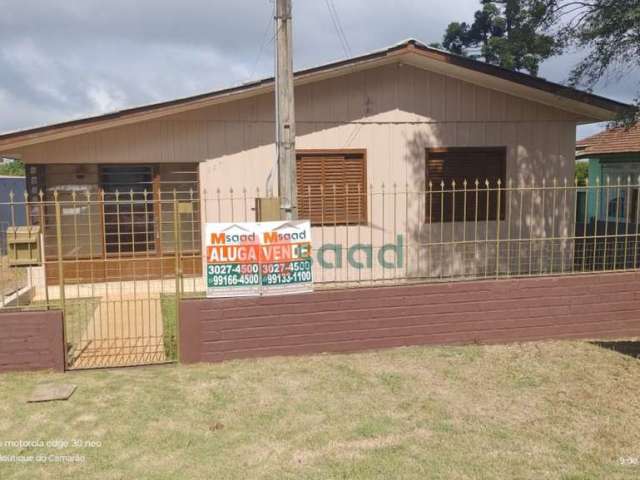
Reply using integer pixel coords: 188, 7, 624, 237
275, 0, 297, 220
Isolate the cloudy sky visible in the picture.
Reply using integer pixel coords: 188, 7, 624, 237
0, 0, 637, 139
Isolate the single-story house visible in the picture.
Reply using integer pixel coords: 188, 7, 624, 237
0, 39, 630, 284
577, 123, 640, 223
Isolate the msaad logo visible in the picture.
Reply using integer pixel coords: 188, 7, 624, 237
262, 222, 307, 243
210, 224, 258, 244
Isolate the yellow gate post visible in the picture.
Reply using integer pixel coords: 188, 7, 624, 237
53, 190, 67, 366
173, 190, 182, 361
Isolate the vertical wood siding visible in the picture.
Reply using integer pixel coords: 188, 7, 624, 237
17, 63, 580, 281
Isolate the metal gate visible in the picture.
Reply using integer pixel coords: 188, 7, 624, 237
0, 188, 202, 369
51, 190, 202, 369
61, 290, 173, 369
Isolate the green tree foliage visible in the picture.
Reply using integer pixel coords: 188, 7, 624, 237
0, 159, 25, 177
437, 0, 560, 76
541, 0, 640, 124
575, 161, 589, 186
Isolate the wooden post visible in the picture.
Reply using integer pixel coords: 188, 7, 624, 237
275, 0, 297, 220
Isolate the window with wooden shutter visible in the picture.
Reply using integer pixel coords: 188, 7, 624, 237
296, 150, 367, 225
425, 147, 506, 223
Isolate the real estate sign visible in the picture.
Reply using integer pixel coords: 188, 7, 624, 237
204, 221, 313, 298
258, 220, 313, 296
204, 223, 262, 298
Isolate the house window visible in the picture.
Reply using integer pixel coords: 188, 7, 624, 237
607, 192, 624, 219
296, 150, 367, 225
100, 165, 155, 254
26, 164, 46, 225
600, 164, 640, 222
425, 147, 506, 222
605, 188, 639, 222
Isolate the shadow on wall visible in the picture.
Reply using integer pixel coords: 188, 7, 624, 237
401, 127, 577, 279
195, 67, 399, 162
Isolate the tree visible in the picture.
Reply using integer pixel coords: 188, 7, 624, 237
436, 0, 561, 76
0, 159, 25, 177
575, 161, 589, 186
541, 0, 640, 123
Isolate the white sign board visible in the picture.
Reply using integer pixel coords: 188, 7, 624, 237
204, 221, 313, 298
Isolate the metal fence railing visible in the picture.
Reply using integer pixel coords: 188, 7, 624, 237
0, 177, 637, 367
0, 177, 638, 309
203, 177, 640, 286
0, 220, 29, 304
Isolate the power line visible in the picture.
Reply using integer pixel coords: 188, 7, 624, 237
330, 0, 352, 55
327, 0, 351, 57
248, 3, 276, 82
324, 0, 352, 58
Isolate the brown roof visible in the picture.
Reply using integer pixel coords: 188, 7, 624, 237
576, 123, 640, 157
0, 39, 633, 152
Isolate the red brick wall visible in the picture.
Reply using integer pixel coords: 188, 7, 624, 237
0, 310, 65, 372
179, 272, 640, 364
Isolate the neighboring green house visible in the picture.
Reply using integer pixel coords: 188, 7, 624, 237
576, 124, 640, 223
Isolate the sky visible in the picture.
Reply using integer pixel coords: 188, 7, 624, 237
0, 0, 637, 140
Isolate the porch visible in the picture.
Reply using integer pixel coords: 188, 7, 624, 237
25, 162, 203, 284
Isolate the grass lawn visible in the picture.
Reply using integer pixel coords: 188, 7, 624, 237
1, 341, 640, 479
59, 298, 100, 338
160, 295, 177, 361
30, 297, 99, 358
160, 293, 205, 361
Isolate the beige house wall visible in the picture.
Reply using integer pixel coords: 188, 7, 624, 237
16, 63, 580, 282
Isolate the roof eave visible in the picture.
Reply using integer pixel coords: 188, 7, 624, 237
576, 150, 640, 159
0, 49, 404, 153
0, 39, 631, 153
405, 43, 628, 122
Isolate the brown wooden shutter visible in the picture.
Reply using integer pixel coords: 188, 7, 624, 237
297, 151, 367, 225
426, 147, 506, 222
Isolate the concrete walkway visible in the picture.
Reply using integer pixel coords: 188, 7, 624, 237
69, 296, 166, 369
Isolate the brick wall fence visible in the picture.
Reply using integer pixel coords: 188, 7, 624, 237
0, 310, 64, 372
180, 272, 640, 364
